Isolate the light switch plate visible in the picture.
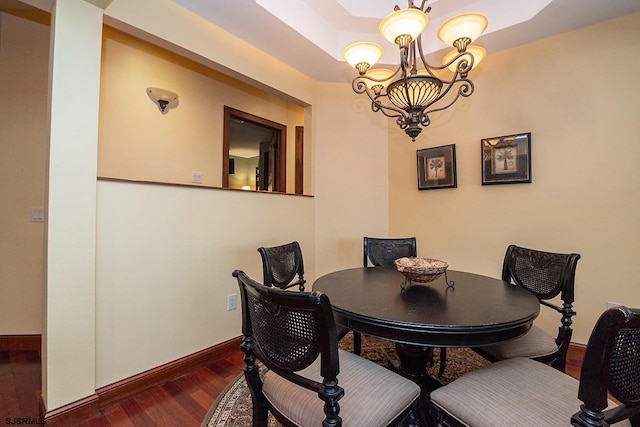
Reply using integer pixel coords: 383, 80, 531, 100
227, 294, 237, 310
31, 207, 44, 223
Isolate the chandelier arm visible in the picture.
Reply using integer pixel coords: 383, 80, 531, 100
376, 105, 404, 119
424, 80, 475, 115
441, 51, 475, 76
423, 73, 471, 108
415, 35, 438, 76
352, 76, 409, 119
372, 94, 410, 118
409, 41, 418, 75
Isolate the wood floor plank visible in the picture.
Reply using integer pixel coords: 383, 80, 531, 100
190, 367, 229, 398
120, 396, 157, 427
148, 384, 201, 425
11, 350, 41, 414
206, 359, 241, 380
0, 351, 33, 421
190, 388, 215, 411
133, 390, 182, 427
102, 405, 136, 427
161, 380, 207, 422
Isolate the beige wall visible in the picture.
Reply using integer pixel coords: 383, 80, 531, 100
44, 0, 104, 409
313, 83, 390, 276
95, 181, 315, 386
99, 28, 305, 192
94, 27, 316, 387
0, 11, 49, 335
388, 13, 640, 344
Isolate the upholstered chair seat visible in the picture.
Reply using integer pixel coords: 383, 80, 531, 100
264, 348, 420, 427
431, 306, 640, 427
431, 358, 630, 427
478, 325, 559, 360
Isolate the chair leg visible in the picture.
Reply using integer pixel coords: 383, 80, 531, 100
353, 332, 362, 356
438, 347, 447, 377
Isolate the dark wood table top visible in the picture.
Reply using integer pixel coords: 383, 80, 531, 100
313, 267, 540, 348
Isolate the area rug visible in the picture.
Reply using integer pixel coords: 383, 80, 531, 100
202, 333, 489, 427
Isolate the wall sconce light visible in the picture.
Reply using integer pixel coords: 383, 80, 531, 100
146, 87, 179, 113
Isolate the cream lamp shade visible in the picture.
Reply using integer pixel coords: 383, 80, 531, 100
379, 8, 429, 47
437, 13, 488, 47
363, 68, 395, 91
442, 45, 486, 72
343, 42, 383, 73
146, 87, 179, 113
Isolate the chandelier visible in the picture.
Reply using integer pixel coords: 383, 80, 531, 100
343, 1, 488, 141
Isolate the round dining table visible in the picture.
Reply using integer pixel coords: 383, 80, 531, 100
313, 266, 540, 424
313, 267, 540, 349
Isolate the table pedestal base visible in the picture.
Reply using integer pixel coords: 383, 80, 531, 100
390, 343, 444, 426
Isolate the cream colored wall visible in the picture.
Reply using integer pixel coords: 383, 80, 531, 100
95, 181, 315, 386
313, 83, 390, 276
388, 13, 640, 345
44, 0, 103, 409
95, 24, 315, 388
0, 12, 48, 335
103, 0, 316, 107
98, 28, 304, 192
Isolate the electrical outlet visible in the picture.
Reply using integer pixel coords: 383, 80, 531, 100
227, 294, 237, 311
192, 171, 203, 184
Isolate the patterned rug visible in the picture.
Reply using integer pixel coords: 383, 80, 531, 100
201, 333, 489, 427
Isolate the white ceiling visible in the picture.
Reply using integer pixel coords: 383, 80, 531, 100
173, 0, 640, 83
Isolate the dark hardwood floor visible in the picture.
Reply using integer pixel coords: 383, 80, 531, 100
0, 349, 245, 427
0, 346, 584, 426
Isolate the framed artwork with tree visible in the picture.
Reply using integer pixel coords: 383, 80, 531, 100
417, 144, 457, 190
481, 132, 531, 185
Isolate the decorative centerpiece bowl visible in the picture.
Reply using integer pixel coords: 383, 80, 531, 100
394, 257, 448, 283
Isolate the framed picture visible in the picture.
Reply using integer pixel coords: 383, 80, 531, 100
417, 144, 457, 190
481, 132, 531, 185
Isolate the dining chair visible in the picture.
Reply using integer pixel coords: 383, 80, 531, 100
359, 237, 419, 357
363, 236, 417, 267
429, 305, 640, 427
473, 244, 581, 372
258, 240, 353, 350
233, 270, 421, 427
258, 241, 306, 291
361, 237, 446, 373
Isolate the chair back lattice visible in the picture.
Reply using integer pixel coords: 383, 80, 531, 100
258, 241, 306, 291
247, 287, 321, 372
572, 306, 640, 426
363, 237, 417, 267
502, 244, 580, 301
